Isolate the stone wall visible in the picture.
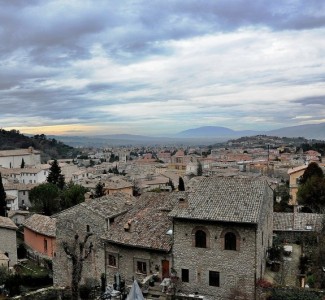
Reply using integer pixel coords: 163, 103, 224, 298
172, 219, 257, 299
104, 242, 171, 285
255, 185, 274, 280
53, 205, 107, 288
0, 227, 17, 266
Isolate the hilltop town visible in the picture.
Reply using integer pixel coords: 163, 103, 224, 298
0, 133, 325, 300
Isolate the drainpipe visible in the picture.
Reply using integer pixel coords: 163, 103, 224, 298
254, 226, 257, 300
171, 219, 175, 274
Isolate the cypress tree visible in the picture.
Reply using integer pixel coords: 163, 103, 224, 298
0, 173, 7, 217
178, 177, 185, 191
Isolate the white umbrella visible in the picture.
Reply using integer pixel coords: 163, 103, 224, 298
126, 280, 145, 300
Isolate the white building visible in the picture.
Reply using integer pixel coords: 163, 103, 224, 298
1, 167, 48, 184
0, 147, 41, 168
4, 183, 37, 210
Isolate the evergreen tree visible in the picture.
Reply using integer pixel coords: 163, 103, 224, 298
29, 183, 60, 216
197, 161, 203, 176
0, 173, 7, 217
178, 177, 185, 191
168, 179, 175, 191
94, 182, 105, 198
297, 162, 325, 212
113, 166, 119, 174
47, 159, 65, 189
300, 162, 324, 185
61, 182, 88, 210
20, 158, 25, 169
297, 176, 325, 213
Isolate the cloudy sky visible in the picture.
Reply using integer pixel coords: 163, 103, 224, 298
1, 0, 325, 136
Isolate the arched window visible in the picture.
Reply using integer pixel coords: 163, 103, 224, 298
224, 232, 237, 250
195, 230, 207, 248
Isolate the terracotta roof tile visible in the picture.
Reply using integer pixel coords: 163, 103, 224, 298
81, 193, 135, 218
104, 192, 183, 252
0, 216, 18, 230
273, 212, 323, 231
168, 176, 272, 224
23, 214, 56, 237
0, 148, 40, 157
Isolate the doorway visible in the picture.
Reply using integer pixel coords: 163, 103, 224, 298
161, 260, 170, 279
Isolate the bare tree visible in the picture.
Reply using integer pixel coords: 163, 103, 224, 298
62, 232, 93, 300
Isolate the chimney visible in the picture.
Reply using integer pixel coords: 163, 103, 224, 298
178, 195, 188, 208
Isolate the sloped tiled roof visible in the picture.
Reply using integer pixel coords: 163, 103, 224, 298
0, 251, 9, 261
273, 212, 323, 231
23, 214, 56, 237
169, 176, 271, 224
55, 193, 135, 221
80, 193, 134, 218
0, 216, 18, 230
104, 178, 133, 190
104, 192, 183, 252
0, 148, 40, 157
287, 165, 308, 175
4, 183, 38, 191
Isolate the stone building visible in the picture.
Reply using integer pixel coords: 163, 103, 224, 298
273, 212, 323, 243
168, 176, 273, 299
102, 192, 181, 284
53, 193, 134, 288
0, 216, 18, 267
23, 214, 57, 259
0, 147, 41, 168
53, 176, 274, 299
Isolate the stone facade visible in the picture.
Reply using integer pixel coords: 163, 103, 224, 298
53, 194, 133, 288
0, 217, 18, 267
172, 221, 257, 299
53, 204, 107, 287
104, 243, 172, 284
169, 176, 273, 299
53, 176, 274, 300
0, 147, 41, 168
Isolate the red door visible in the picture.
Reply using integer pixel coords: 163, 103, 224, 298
162, 260, 170, 279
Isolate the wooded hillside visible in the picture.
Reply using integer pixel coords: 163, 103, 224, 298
0, 129, 80, 162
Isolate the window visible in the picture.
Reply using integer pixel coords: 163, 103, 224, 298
209, 271, 220, 287
136, 261, 147, 274
44, 239, 48, 252
195, 230, 207, 248
108, 254, 117, 267
181, 269, 189, 283
87, 225, 90, 232
224, 232, 237, 250
192, 226, 210, 248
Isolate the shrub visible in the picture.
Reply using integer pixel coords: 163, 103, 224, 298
79, 284, 92, 300
256, 278, 272, 288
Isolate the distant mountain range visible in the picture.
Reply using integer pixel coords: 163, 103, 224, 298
177, 126, 258, 138
177, 123, 325, 140
50, 122, 325, 147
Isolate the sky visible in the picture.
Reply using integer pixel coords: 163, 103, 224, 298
0, 0, 325, 136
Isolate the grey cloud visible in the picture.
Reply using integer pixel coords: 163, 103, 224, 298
293, 96, 325, 106
2, 0, 323, 65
